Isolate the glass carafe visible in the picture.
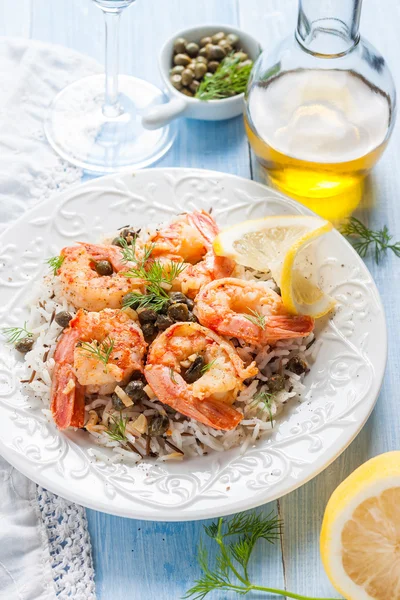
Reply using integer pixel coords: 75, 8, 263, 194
244, 0, 396, 221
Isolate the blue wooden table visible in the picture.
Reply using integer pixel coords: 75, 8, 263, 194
1, 1, 399, 598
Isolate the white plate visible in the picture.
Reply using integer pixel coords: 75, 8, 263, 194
0, 168, 386, 521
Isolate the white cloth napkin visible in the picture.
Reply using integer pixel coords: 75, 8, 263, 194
0, 37, 101, 600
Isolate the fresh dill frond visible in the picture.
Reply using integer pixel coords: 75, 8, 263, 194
105, 413, 129, 442
195, 56, 253, 101
46, 255, 65, 275
185, 511, 338, 600
79, 337, 115, 368
341, 217, 400, 263
201, 359, 217, 375
124, 257, 187, 313
244, 308, 266, 329
169, 367, 177, 384
252, 390, 274, 426
1, 322, 33, 345
118, 237, 154, 265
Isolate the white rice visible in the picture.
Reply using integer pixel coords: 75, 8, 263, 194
18, 227, 315, 464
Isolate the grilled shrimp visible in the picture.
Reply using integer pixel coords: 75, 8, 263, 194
145, 322, 257, 431
51, 309, 147, 430
195, 278, 314, 345
149, 210, 235, 299
58, 243, 145, 311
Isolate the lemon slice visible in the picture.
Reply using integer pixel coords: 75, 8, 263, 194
321, 452, 400, 600
213, 215, 335, 318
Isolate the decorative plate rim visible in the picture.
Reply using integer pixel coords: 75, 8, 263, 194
0, 168, 387, 521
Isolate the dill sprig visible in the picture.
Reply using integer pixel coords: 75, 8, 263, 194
124, 257, 187, 313
252, 390, 274, 426
105, 413, 129, 443
195, 56, 253, 101
1, 322, 33, 345
244, 309, 266, 329
201, 359, 217, 375
340, 217, 400, 263
118, 237, 154, 264
79, 337, 115, 368
184, 511, 340, 600
46, 255, 65, 275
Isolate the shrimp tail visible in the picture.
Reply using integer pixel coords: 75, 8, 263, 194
50, 325, 85, 430
145, 365, 243, 431
187, 210, 219, 246
264, 314, 314, 340
51, 363, 85, 429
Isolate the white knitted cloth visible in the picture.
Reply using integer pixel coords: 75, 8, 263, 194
0, 37, 101, 599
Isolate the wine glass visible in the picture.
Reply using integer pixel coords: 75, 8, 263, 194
44, 0, 175, 174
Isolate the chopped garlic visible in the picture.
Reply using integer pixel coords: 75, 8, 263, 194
131, 414, 148, 434
62, 378, 75, 395
188, 354, 197, 362
144, 384, 156, 399
114, 385, 134, 407
123, 307, 138, 321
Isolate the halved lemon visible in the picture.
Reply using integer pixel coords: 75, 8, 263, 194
321, 452, 400, 600
213, 215, 335, 318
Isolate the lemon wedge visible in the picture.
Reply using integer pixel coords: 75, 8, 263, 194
213, 215, 335, 318
321, 452, 400, 600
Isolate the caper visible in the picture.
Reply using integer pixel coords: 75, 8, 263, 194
170, 65, 185, 75
112, 237, 124, 247
111, 392, 126, 411
15, 337, 34, 354
148, 414, 170, 437
199, 47, 208, 58
233, 51, 248, 62
95, 260, 113, 276
187, 61, 196, 72
226, 33, 239, 47
189, 80, 200, 95
219, 40, 233, 54
200, 36, 212, 47
211, 31, 226, 44
129, 370, 146, 382
173, 37, 187, 54
168, 302, 189, 322
170, 74, 183, 90
120, 228, 138, 242
156, 314, 174, 331
238, 59, 253, 69
286, 356, 309, 375
194, 62, 207, 80
181, 69, 194, 87
122, 292, 141, 309
186, 42, 199, 58
124, 380, 149, 402
267, 374, 285, 393
55, 311, 72, 329
187, 311, 198, 323
174, 53, 191, 67
141, 322, 156, 341
183, 355, 205, 383
138, 308, 157, 324
195, 56, 208, 65
208, 61, 220, 73
207, 44, 226, 61
180, 88, 194, 97
169, 291, 191, 305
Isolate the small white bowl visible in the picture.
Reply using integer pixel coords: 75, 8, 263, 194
142, 24, 261, 130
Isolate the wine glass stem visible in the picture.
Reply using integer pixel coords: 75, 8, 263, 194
102, 9, 122, 117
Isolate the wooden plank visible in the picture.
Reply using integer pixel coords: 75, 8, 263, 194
0, 0, 32, 38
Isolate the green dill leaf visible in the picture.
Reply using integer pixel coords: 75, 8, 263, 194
1, 322, 33, 345
169, 367, 177, 384
341, 217, 400, 264
105, 412, 129, 442
79, 337, 115, 368
252, 390, 274, 426
243, 308, 266, 329
195, 56, 253, 101
200, 358, 217, 375
46, 255, 65, 276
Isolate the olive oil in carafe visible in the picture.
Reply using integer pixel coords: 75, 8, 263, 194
245, 69, 391, 220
